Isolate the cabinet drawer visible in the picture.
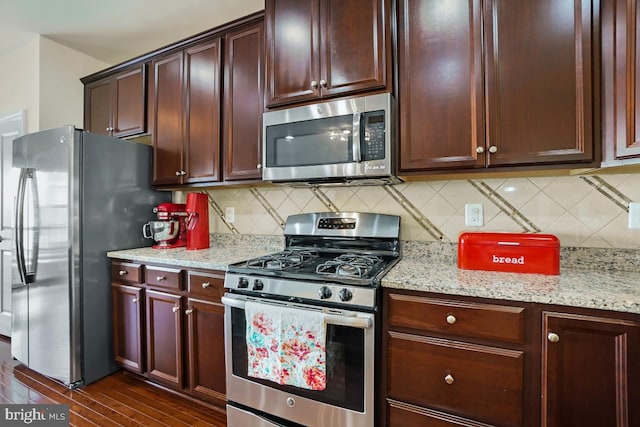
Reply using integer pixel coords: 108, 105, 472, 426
188, 271, 225, 302
146, 266, 183, 290
111, 261, 143, 284
387, 399, 494, 427
387, 331, 523, 427
388, 293, 525, 344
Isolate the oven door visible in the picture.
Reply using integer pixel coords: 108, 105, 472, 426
222, 293, 376, 427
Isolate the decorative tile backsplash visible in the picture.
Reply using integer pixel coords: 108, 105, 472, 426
177, 173, 640, 249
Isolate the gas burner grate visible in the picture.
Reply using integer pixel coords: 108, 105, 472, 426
246, 250, 319, 271
315, 253, 382, 278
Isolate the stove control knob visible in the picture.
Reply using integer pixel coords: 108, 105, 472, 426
238, 277, 249, 288
253, 279, 264, 291
339, 288, 353, 302
318, 286, 332, 299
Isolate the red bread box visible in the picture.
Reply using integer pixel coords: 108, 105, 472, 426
458, 232, 560, 275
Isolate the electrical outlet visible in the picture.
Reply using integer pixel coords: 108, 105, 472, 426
465, 203, 484, 227
225, 207, 235, 224
629, 202, 640, 229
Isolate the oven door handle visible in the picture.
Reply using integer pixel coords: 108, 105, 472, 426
221, 295, 373, 330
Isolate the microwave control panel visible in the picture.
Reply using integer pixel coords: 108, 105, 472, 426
362, 111, 386, 161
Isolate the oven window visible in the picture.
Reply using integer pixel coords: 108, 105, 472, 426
265, 114, 354, 167
230, 307, 365, 412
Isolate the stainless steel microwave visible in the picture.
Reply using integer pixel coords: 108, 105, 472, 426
262, 93, 396, 184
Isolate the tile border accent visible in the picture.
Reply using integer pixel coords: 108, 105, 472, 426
310, 187, 339, 212
468, 179, 541, 232
206, 192, 239, 234
384, 185, 446, 241
250, 187, 285, 229
580, 176, 632, 212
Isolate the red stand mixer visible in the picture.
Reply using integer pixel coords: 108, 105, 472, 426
143, 203, 188, 249
186, 193, 210, 250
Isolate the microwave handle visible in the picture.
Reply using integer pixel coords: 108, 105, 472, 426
352, 113, 362, 163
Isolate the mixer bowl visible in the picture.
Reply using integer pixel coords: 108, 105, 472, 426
143, 220, 180, 243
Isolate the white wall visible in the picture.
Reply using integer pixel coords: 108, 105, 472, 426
0, 36, 111, 133
0, 38, 39, 133
39, 37, 110, 130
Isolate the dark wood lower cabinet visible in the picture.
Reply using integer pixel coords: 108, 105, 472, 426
187, 298, 226, 405
384, 289, 640, 427
111, 284, 144, 373
146, 290, 184, 388
111, 260, 227, 409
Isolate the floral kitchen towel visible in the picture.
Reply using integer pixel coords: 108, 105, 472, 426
245, 301, 327, 390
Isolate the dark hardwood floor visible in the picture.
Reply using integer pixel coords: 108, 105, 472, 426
0, 338, 226, 426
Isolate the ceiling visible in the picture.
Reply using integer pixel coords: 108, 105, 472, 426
0, 0, 265, 65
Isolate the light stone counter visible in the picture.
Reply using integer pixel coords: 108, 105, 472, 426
382, 258, 640, 315
107, 236, 640, 315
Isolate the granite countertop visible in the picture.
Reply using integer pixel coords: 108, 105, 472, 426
107, 236, 640, 315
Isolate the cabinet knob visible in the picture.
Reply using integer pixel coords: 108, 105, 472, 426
118, 270, 128, 276
257, 163, 262, 169
201, 282, 211, 289
180, 170, 187, 176
185, 309, 193, 315
310, 80, 318, 89
444, 374, 455, 385
132, 298, 139, 303
157, 276, 166, 282
172, 306, 180, 313
476, 146, 485, 154
489, 145, 498, 154
547, 332, 560, 343
175, 171, 181, 176
319, 79, 327, 88
446, 314, 457, 325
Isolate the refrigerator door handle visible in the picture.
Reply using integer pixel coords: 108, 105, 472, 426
14, 168, 39, 284
14, 168, 27, 284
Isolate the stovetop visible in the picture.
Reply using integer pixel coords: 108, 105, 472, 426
224, 212, 401, 309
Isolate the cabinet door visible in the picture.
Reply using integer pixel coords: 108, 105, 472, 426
146, 290, 183, 388
223, 21, 264, 181
484, 0, 594, 166
542, 311, 640, 427
184, 40, 221, 184
398, 0, 485, 171
610, 0, 640, 159
85, 78, 112, 136
319, 0, 390, 98
265, 0, 320, 106
186, 298, 226, 405
113, 65, 146, 138
111, 284, 144, 373
152, 51, 184, 186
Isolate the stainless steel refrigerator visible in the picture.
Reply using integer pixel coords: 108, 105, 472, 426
11, 125, 170, 388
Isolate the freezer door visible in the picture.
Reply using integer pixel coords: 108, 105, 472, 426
12, 125, 74, 385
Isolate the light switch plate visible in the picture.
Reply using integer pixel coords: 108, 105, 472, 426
225, 207, 235, 224
465, 203, 484, 227
629, 202, 640, 229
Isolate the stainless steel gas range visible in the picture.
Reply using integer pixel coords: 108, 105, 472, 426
222, 212, 401, 427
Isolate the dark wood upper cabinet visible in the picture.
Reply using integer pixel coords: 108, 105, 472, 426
152, 39, 222, 186
223, 21, 264, 181
542, 311, 640, 427
265, 0, 390, 107
399, 0, 597, 173
602, 0, 640, 164
84, 64, 146, 138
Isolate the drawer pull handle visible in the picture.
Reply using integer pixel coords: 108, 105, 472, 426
444, 374, 454, 385
185, 309, 193, 315
201, 282, 211, 289
157, 276, 166, 282
547, 332, 560, 343
172, 306, 180, 313
118, 270, 128, 276
132, 298, 139, 303
446, 314, 457, 325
